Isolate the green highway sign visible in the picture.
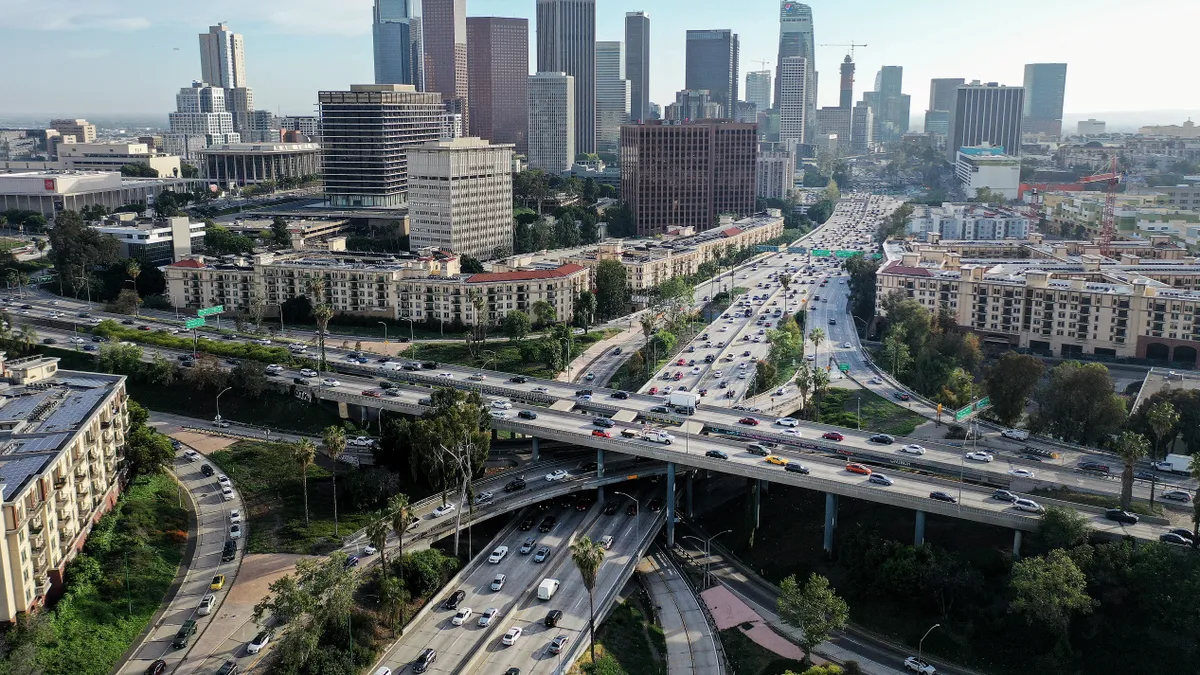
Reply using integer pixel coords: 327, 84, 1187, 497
835, 250, 859, 258
197, 305, 224, 317
839, 364, 850, 372
185, 318, 206, 329
811, 249, 831, 256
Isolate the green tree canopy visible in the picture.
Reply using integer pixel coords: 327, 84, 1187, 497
502, 310, 531, 342
594, 259, 629, 319
985, 351, 1045, 426
777, 573, 850, 665
1008, 549, 1096, 648
1031, 361, 1127, 445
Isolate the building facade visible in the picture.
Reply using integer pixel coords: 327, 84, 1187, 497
869, 66, 910, 144
199, 23, 246, 89
775, 1, 816, 140
956, 146, 1021, 200
815, 107, 852, 153
745, 70, 772, 113
407, 138, 515, 261
947, 81, 1025, 162
197, 142, 321, 187
1022, 63, 1067, 137
905, 203, 1031, 240
466, 17, 529, 154
685, 29, 739, 116
92, 215, 206, 264
373, 0, 418, 86
0, 171, 202, 219
48, 119, 96, 145
756, 146, 795, 200
928, 78, 965, 114
625, 12, 651, 123
536, 0, 596, 154
619, 120, 758, 236
422, 0, 469, 131
595, 41, 631, 153
778, 56, 808, 148
317, 84, 443, 209
1077, 119, 1106, 135
165, 82, 240, 160
665, 90, 722, 122
527, 72, 575, 173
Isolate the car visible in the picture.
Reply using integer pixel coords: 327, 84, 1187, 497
534, 546, 551, 562
545, 609, 564, 627
245, 630, 272, 654
509, 375, 528, 383
964, 451, 994, 462
479, 607, 499, 626
900, 444, 926, 455
489, 411, 510, 420
321, 378, 340, 387
626, 503, 638, 516
611, 390, 630, 399
892, 392, 911, 401
502, 627, 523, 646
1079, 461, 1111, 474
775, 417, 799, 427
1105, 508, 1139, 525
432, 504, 456, 518
438, 372, 454, 378
785, 463, 811, 475
468, 374, 486, 381
1019, 454, 1045, 463
868, 473, 894, 486
505, 478, 527, 492
705, 449, 729, 460
210, 574, 226, 590
444, 590, 466, 609
929, 491, 957, 503
539, 516, 557, 532
593, 417, 615, 428
1160, 532, 1192, 546
519, 516, 535, 531
904, 656, 937, 674
1000, 428, 1030, 441
488, 546, 509, 563
363, 544, 378, 556
1008, 468, 1036, 479
585, 372, 596, 381
545, 469, 569, 481
846, 463, 872, 476
299, 368, 318, 378
145, 661, 168, 675
549, 635, 570, 654
868, 434, 895, 445
1168, 528, 1195, 541
490, 574, 506, 591
869, 376, 884, 385
600, 535, 614, 550
822, 431, 844, 441
413, 648, 437, 673
518, 538, 538, 555
1162, 490, 1193, 503
229, 509, 242, 523
343, 555, 359, 569
197, 593, 216, 616
992, 489, 1018, 502
491, 400, 513, 410
533, 386, 549, 393
842, 341, 852, 348
765, 455, 789, 466
738, 417, 760, 426
517, 410, 538, 420
1015, 498, 1045, 513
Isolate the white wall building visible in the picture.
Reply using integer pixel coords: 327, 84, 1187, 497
956, 145, 1021, 200
528, 72, 575, 173
595, 41, 631, 153
166, 82, 240, 159
1077, 118, 1106, 135
756, 147, 794, 200
408, 137, 515, 261
91, 215, 206, 264
778, 56, 808, 150
906, 203, 1032, 240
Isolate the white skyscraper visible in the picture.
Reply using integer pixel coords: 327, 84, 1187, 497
537, 0, 596, 154
779, 56, 808, 150
166, 82, 240, 159
776, 2, 816, 140
745, 70, 772, 112
528, 72, 575, 172
199, 23, 246, 89
595, 41, 630, 153
408, 137, 515, 260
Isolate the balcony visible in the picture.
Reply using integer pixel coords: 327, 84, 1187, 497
34, 576, 50, 596
55, 490, 69, 505
54, 477, 67, 490
31, 535, 45, 554
57, 508, 72, 522
76, 497, 90, 513
29, 518, 43, 536
75, 482, 89, 496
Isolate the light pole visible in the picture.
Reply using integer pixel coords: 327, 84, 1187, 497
215, 386, 232, 424
560, 337, 572, 381
918, 623, 940, 669
682, 529, 732, 589
377, 321, 388, 343
614, 491, 640, 546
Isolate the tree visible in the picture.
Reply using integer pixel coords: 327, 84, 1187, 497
594, 259, 629, 319
292, 439, 317, 527
366, 512, 391, 571
125, 260, 142, 316
96, 343, 144, 375
1036, 506, 1091, 552
1146, 401, 1180, 460
203, 225, 255, 255
794, 363, 814, 418
1031, 362, 1127, 445
575, 290, 597, 332
378, 574, 409, 637
113, 288, 141, 315
571, 535, 606, 666
388, 493, 412, 599
531, 300, 556, 329
1112, 431, 1150, 511
47, 210, 120, 299
271, 216, 292, 247
808, 328, 825, 357
776, 573, 850, 665
1008, 549, 1096, 649
124, 416, 175, 479
322, 426, 347, 536
460, 256, 486, 273
985, 352, 1045, 426
305, 276, 332, 372
230, 360, 268, 398
502, 310, 531, 343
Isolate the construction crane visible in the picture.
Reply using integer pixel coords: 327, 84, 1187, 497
1078, 156, 1123, 255
820, 42, 868, 58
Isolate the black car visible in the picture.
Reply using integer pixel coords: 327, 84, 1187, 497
221, 540, 237, 562
705, 449, 729, 460
785, 463, 810, 475
545, 609, 563, 627
626, 503, 638, 516
575, 389, 593, 397
929, 491, 958, 504
1079, 461, 1110, 474
216, 662, 238, 675
593, 417, 615, 428
444, 590, 466, 609
1168, 528, 1195, 541
145, 660, 167, 675
413, 648, 437, 673
293, 377, 307, 385
92, 335, 105, 343
42, 338, 56, 344
603, 501, 620, 515
648, 498, 662, 512
868, 434, 895, 445
171, 620, 197, 649
539, 516, 557, 532
580, 462, 598, 472
505, 477, 527, 492
1160, 532, 1191, 546
1019, 454, 1044, 462
509, 375, 528, 383
518, 410, 538, 420
519, 516, 535, 530
649, 406, 670, 414
610, 391, 630, 400
1105, 508, 1139, 525
200, 464, 215, 477
121, 319, 135, 325
421, 361, 438, 369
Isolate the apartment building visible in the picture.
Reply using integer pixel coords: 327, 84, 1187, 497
906, 203, 1032, 240
163, 251, 588, 327
0, 357, 128, 620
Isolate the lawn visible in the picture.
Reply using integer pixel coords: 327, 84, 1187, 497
570, 589, 667, 675
816, 388, 925, 436
207, 440, 379, 554
400, 328, 620, 379
720, 627, 807, 675
1030, 485, 1164, 517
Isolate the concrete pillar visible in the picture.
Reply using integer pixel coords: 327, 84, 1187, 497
491, 428, 498, 441
596, 448, 605, 503
1012, 530, 1023, 559
666, 462, 676, 547
823, 493, 838, 555
531, 437, 539, 461
686, 472, 694, 518
914, 510, 926, 547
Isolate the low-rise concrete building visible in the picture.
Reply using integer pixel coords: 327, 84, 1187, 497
0, 171, 204, 220
91, 214, 206, 264
197, 142, 321, 187
956, 145, 1020, 200
906, 203, 1032, 241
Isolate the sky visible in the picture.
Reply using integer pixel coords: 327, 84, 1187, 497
0, 0, 1196, 126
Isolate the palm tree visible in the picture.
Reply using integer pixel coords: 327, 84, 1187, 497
812, 367, 831, 421
794, 363, 814, 419
1147, 401, 1180, 460
305, 276, 332, 372
1113, 431, 1150, 511
388, 493, 412, 580
322, 425, 347, 536
780, 274, 792, 314
639, 314, 658, 369
571, 535, 606, 667
807, 328, 825, 370
18, 324, 37, 353
126, 260, 141, 316
379, 575, 410, 637
292, 439, 317, 526
366, 512, 391, 570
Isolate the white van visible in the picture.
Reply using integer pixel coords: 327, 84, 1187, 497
537, 578, 560, 600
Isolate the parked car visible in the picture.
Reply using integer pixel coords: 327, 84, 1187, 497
904, 657, 937, 674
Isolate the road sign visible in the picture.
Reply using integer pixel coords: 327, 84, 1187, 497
839, 364, 850, 372
811, 249, 831, 257
185, 318, 205, 329
197, 305, 224, 318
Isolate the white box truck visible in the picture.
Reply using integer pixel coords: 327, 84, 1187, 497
621, 428, 674, 444
1154, 453, 1194, 475
538, 578, 560, 600
667, 391, 699, 414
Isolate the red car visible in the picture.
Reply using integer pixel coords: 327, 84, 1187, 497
362, 389, 381, 398
738, 417, 760, 426
648, 387, 659, 395
591, 429, 612, 438
673, 372, 683, 381
676, 358, 687, 366
138, 325, 152, 331
822, 431, 844, 441
846, 463, 872, 476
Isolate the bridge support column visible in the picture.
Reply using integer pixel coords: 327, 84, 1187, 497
686, 472, 694, 518
596, 449, 605, 503
752, 480, 763, 528
531, 437, 539, 461
914, 510, 926, 547
491, 428, 498, 441
1012, 530, 1023, 559
823, 493, 838, 556
666, 462, 676, 547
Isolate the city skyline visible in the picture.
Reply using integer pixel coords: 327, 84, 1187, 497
0, 0, 1196, 122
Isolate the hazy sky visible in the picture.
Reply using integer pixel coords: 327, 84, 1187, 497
0, 0, 1195, 122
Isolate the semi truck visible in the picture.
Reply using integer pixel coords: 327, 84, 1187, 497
1154, 453, 1194, 474
667, 391, 699, 414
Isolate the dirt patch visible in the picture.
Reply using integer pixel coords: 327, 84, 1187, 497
226, 553, 308, 605
169, 430, 238, 455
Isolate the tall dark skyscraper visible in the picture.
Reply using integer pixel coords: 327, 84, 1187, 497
373, 0, 417, 86
947, 81, 1025, 161
838, 54, 855, 109
1022, 63, 1067, 136
685, 29, 739, 116
776, 2, 816, 137
537, 0, 596, 153
467, 17, 529, 153
625, 12, 650, 123
929, 78, 965, 113
869, 66, 910, 144
422, 0, 469, 129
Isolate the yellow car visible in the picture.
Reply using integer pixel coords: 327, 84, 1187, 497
765, 455, 789, 467
210, 574, 226, 591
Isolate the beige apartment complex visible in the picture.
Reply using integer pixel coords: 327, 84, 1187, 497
0, 356, 128, 620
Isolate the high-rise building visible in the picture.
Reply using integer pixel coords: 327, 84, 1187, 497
776, 2, 816, 140
373, 0, 418, 86
815, 107, 852, 153
625, 12, 651, 123
685, 30, 739, 116
929, 78, 965, 113
49, 119, 96, 145
734, 102, 758, 124
947, 81, 1025, 162
757, 143, 794, 200
924, 110, 950, 137
619, 120, 758, 236
408, 137, 515, 260
839, 55, 855, 109
317, 84, 443, 208
665, 90, 722, 122
1077, 118, 1106, 135
745, 70, 772, 112
869, 66, 910, 144
537, 0, 596, 154
528, 72, 575, 172
224, 87, 254, 137
850, 101, 873, 155
1022, 63, 1067, 137
166, 82, 240, 159
467, 17, 529, 153
423, 0, 469, 131
595, 41, 630, 153
778, 56, 808, 149
199, 23, 245, 89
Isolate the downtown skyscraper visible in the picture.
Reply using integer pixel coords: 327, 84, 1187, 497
625, 12, 651, 123
373, 0, 421, 86
596, 41, 631, 152
1022, 63, 1068, 137
745, 70, 772, 113
423, 0, 469, 130
866, 66, 910, 144
199, 23, 245, 89
685, 29, 739, 117
537, 0, 596, 154
947, 81, 1025, 161
467, 17, 529, 153
776, 2, 816, 138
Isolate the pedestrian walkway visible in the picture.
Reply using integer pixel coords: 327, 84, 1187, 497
638, 549, 723, 675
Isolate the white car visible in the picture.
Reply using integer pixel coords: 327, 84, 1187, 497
217, 474, 231, 485
451, 608, 473, 626
1012, 498, 1045, 514
348, 436, 375, 448
438, 372, 454, 378
806, 354, 816, 361
869, 376, 884, 384
899, 444, 926, 455
478, 608, 498, 627
714, 370, 723, 377
1001, 428, 1030, 441
222, 486, 234, 501
490, 573, 506, 591
964, 451, 994, 463
321, 378, 340, 387
775, 417, 799, 427
254, 339, 272, 346
842, 342, 852, 348
502, 627, 523, 646
690, 367, 701, 375
488, 546, 509, 564
780, 429, 803, 436
432, 504, 456, 518
533, 386, 549, 393
1008, 468, 1036, 479
247, 630, 271, 654
229, 524, 242, 539
70, 336, 85, 344
363, 545, 378, 555
299, 368, 318, 378
491, 400, 512, 409
545, 469, 568, 482
197, 593, 216, 616
489, 411, 510, 420
229, 510, 242, 523
265, 364, 283, 375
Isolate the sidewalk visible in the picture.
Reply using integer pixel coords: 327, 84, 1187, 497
639, 549, 722, 675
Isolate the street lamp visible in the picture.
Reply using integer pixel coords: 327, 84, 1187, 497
560, 337, 572, 381
681, 529, 733, 589
918, 623, 940, 669
215, 386, 233, 424
377, 321, 388, 343
613, 491, 640, 546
